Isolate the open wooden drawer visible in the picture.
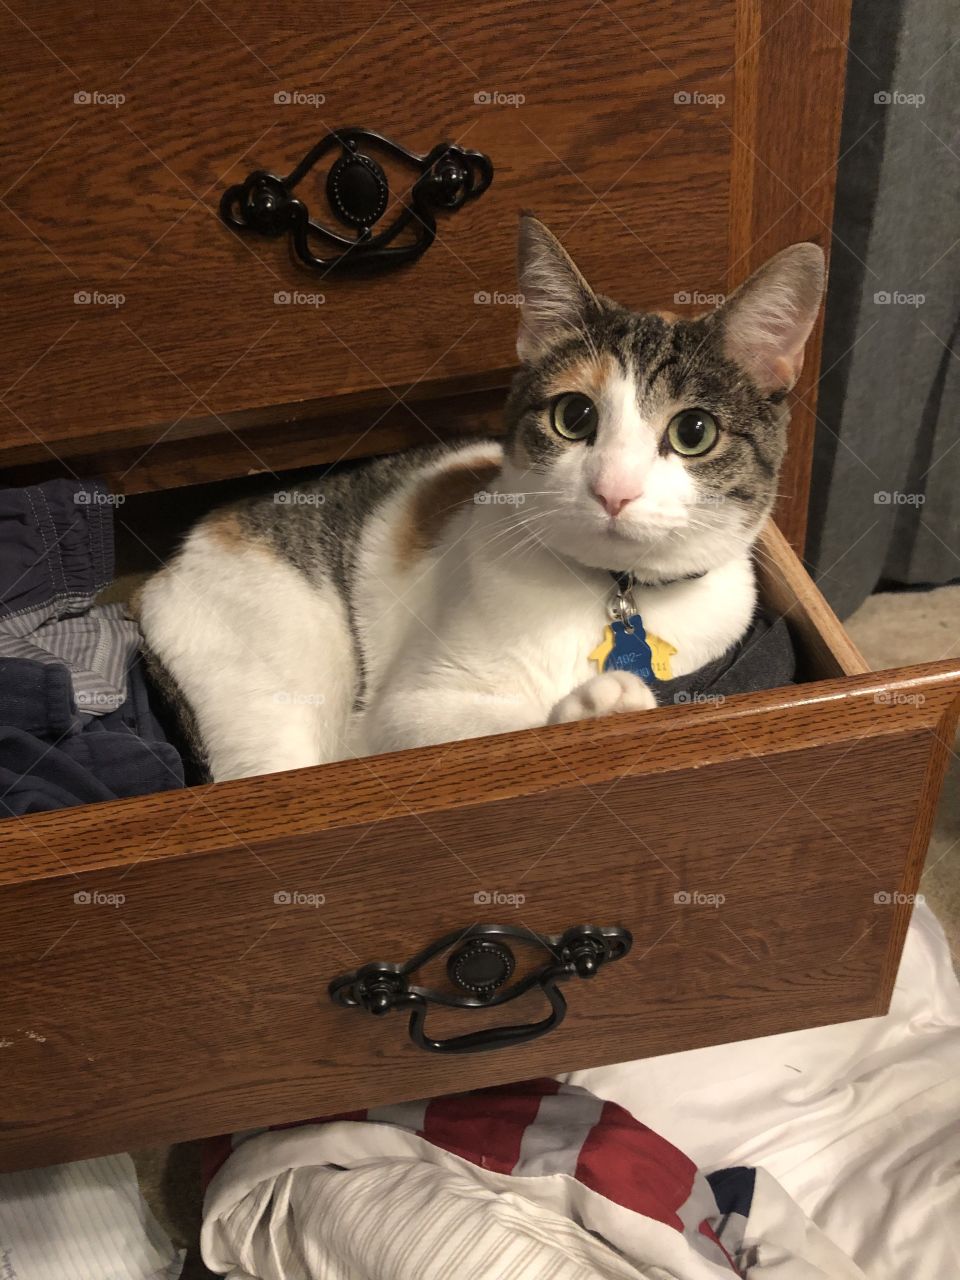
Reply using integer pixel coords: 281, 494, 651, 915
1, 521, 957, 1172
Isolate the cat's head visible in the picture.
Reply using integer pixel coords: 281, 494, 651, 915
502, 215, 825, 578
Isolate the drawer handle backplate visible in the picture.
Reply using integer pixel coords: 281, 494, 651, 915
329, 923, 632, 1054
220, 127, 493, 275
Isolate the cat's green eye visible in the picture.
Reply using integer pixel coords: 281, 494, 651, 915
550, 392, 598, 441
666, 409, 719, 457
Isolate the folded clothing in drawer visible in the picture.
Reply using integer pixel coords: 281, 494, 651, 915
0, 479, 184, 816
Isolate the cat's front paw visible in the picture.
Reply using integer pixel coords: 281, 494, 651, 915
548, 670, 657, 725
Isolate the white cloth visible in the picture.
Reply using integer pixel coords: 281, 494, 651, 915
0, 1152, 183, 1280
565, 903, 960, 1280
201, 1098, 863, 1279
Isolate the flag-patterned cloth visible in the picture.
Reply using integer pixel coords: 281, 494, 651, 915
202, 1079, 755, 1278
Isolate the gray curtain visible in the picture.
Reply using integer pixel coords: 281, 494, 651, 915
806, 0, 960, 618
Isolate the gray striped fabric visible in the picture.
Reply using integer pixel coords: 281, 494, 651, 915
0, 602, 139, 716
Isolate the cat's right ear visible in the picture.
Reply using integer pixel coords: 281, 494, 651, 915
516, 215, 597, 363
715, 243, 826, 394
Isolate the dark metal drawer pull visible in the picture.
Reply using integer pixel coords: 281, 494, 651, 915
329, 923, 632, 1054
219, 127, 493, 276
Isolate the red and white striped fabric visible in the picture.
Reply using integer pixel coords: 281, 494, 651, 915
201, 1078, 864, 1279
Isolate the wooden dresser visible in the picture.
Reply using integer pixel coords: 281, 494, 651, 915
1, 0, 958, 1173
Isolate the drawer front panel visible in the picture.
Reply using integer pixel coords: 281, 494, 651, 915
1, 665, 956, 1170
0, 1, 733, 461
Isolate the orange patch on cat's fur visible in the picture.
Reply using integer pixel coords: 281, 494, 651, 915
205, 510, 258, 550
202, 510, 279, 558
397, 457, 502, 568
543, 351, 619, 401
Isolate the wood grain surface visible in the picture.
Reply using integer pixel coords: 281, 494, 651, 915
1, 645, 957, 1169
728, 0, 853, 549
0, 1, 732, 459
0, 1, 853, 550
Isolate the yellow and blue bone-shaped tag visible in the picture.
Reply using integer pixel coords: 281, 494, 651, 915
589, 614, 677, 682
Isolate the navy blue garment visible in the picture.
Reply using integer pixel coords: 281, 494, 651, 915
0, 478, 114, 620
654, 613, 797, 706
0, 479, 142, 714
0, 656, 184, 817
0, 477, 185, 818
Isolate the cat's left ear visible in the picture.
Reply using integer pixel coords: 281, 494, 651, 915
716, 243, 825, 394
516, 214, 598, 362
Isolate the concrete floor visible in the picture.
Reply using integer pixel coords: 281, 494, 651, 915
135, 585, 960, 1278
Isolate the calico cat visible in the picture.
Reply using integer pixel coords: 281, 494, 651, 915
138, 216, 824, 781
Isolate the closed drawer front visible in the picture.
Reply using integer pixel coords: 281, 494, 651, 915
0, 1, 852, 549
1, 524, 957, 1171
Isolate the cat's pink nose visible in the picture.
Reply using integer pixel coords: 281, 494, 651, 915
591, 484, 640, 518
